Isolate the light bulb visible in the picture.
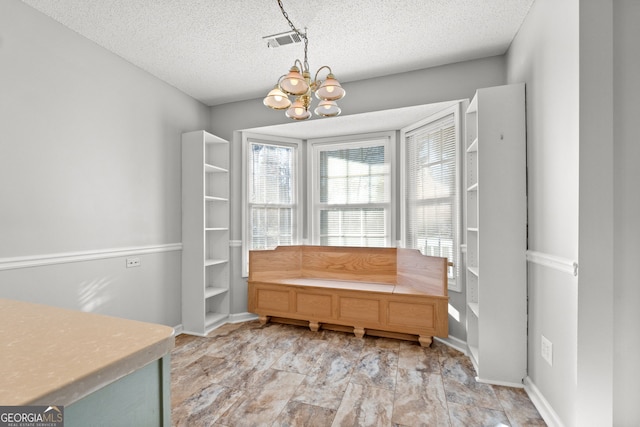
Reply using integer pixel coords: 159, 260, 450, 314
326, 86, 335, 93
274, 95, 282, 101
290, 80, 298, 86
295, 107, 304, 115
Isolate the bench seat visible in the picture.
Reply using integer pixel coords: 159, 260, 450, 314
248, 245, 449, 347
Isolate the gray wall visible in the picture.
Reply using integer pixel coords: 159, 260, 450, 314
613, 1, 640, 425
0, 1, 211, 326
576, 2, 614, 425
6, 2, 638, 423
506, 0, 580, 424
210, 56, 507, 343
507, 0, 640, 425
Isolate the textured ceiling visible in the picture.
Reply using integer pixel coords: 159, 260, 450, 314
20, 0, 534, 107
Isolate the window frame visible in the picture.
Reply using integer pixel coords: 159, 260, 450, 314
307, 131, 396, 247
400, 104, 463, 291
241, 132, 304, 277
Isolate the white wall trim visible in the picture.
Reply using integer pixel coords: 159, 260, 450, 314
475, 376, 524, 389
228, 312, 259, 323
434, 335, 467, 355
526, 250, 578, 277
524, 376, 565, 427
229, 240, 242, 247
175, 314, 258, 337
0, 243, 183, 271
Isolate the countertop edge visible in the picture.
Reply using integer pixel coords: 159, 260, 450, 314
26, 332, 175, 406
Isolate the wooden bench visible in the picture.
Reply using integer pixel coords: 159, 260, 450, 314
247, 245, 448, 347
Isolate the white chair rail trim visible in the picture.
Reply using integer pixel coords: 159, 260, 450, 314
0, 243, 183, 271
526, 250, 578, 277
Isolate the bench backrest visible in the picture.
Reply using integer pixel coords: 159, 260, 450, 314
249, 245, 448, 297
300, 246, 397, 285
396, 248, 448, 296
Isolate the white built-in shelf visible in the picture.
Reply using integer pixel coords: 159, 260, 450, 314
182, 130, 230, 336
205, 258, 227, 267
205, 163, 228, 174
469, 345, 479, 366
205, 287, 228, 299
205, 312, 227, 327
464, 84, 526, 386
205, 196, 228, 202
467, 95, 478, 113
468, 302, 480, 317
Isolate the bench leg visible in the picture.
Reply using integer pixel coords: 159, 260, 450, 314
258, 315, 270, 325
353, 327, 365, 339
418, 335, 433, 347
309, 321, 320, 332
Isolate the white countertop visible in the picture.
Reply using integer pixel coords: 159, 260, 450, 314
0, 298, 175, 406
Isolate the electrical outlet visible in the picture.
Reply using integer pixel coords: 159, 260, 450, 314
126, 257, 141, 268
541, 335, 553, 366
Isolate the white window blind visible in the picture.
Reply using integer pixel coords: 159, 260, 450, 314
404, 112, 460, 286
243, 136, 301, 276
311, 136, 393, 247
248, 141, 296, 248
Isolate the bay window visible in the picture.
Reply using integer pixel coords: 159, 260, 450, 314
242, 103, 462, 292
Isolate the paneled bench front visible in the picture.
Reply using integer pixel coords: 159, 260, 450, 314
247, 245, 448, 346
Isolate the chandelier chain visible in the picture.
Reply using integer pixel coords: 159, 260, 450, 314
276, 0, 309, 72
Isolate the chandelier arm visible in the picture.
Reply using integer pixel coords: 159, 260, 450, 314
313, 66, 334, 85
293, 59, 304, 72
275, 73, 288, 86
276, 0, 309, 71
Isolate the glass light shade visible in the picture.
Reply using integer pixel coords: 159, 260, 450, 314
280, 66, 309, 95
263, 86, 292, 110
315, 74, 345, 101
285, 99, 311, 120
314, 100, 341, 117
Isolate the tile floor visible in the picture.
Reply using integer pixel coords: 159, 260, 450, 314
171, 320, 546, 427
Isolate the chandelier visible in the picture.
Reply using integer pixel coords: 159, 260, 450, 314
263, 0, 345, 121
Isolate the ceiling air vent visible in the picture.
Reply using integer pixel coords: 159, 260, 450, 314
263, 30, 303, 48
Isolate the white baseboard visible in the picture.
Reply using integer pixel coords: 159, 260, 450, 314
228, 312, 259, 323
174, 314, 258, 337
524, 376, 564, 427
475, 376, 524, 388
434, 335, 468, 355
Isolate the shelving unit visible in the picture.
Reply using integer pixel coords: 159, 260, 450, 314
464, 83, 527, 386
182, 130, 230, 336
